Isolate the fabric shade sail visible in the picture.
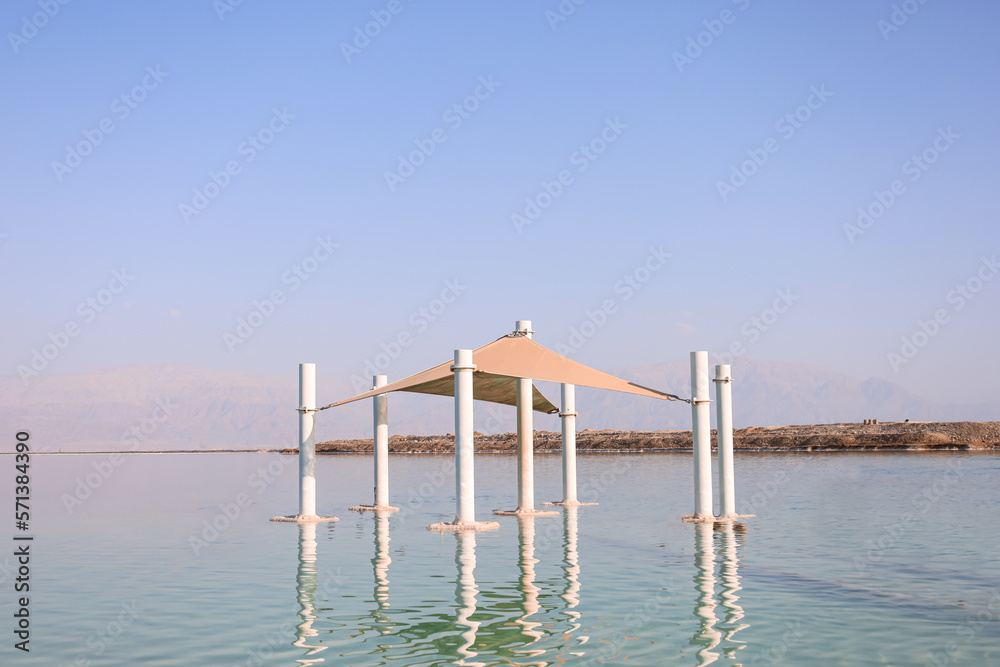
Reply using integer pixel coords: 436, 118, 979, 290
316, 334, 683, 414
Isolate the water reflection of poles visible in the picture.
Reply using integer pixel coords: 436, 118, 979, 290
294, 522, 327, 665
689, 522, 721, 666
454, 531, 483, 667
717, 522, 748, 657
370, 511, 392, 630
515, 514, 545, 658
560, 505, 582, 631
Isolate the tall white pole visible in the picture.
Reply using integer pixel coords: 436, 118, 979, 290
544, 383, 595, 507
428, 350, 498, 531
454, 349, 476, 523
373, 374, 389, 508
272, 365, 336, 523
690, 351, 713, 519
299, 363, 317, 517
515, 320, 534, 511
715, 364, 736, 518
499, 322, 556, 517
561, 383, 578, 504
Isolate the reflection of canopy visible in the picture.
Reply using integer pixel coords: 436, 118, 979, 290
317, 334, 684, 414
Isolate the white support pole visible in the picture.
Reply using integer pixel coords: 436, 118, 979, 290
373, 374, 389, 507
271, 364, 337, 523
544, 383, 597, 507
715, 365, 736, 518
428, 350, 498, 531
299, 363, 317, 517
455, 349, 476, 523
689, 351, 714, 520
561, 383, 578, 504
349, 375, 399, 513
497, 322, 557, 517
515, 320, 534, 512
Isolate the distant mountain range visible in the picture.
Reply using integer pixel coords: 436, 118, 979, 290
1, 360, 996, 452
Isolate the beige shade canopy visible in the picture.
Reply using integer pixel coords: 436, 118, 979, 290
316, 333, 684, 414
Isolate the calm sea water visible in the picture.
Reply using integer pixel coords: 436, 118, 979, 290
3, 450, 999, 665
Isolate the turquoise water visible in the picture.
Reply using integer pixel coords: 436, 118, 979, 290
4, 450, 1000, 665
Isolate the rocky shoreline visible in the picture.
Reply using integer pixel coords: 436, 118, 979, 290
306, 421, 1000, 453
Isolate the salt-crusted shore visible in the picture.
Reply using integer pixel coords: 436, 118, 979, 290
306, 421, 1000, 453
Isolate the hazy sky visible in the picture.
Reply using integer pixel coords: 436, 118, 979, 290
2, 1, 997, 405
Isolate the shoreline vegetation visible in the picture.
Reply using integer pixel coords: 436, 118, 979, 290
14, 422, 999, 455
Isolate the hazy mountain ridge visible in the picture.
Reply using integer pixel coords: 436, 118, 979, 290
1, 360, 995, 451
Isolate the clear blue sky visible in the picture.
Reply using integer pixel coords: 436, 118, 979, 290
2, 0, 998, 405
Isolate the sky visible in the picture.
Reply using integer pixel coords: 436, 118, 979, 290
2, 0, 998, 406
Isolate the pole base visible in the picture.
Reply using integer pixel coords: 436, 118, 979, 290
493, 508, 560, 517
270, 514, 339, 523
427, 519, 500, 532
348, 504, 400, 513
681, 513, 755, 524
542, 500, 598, 506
